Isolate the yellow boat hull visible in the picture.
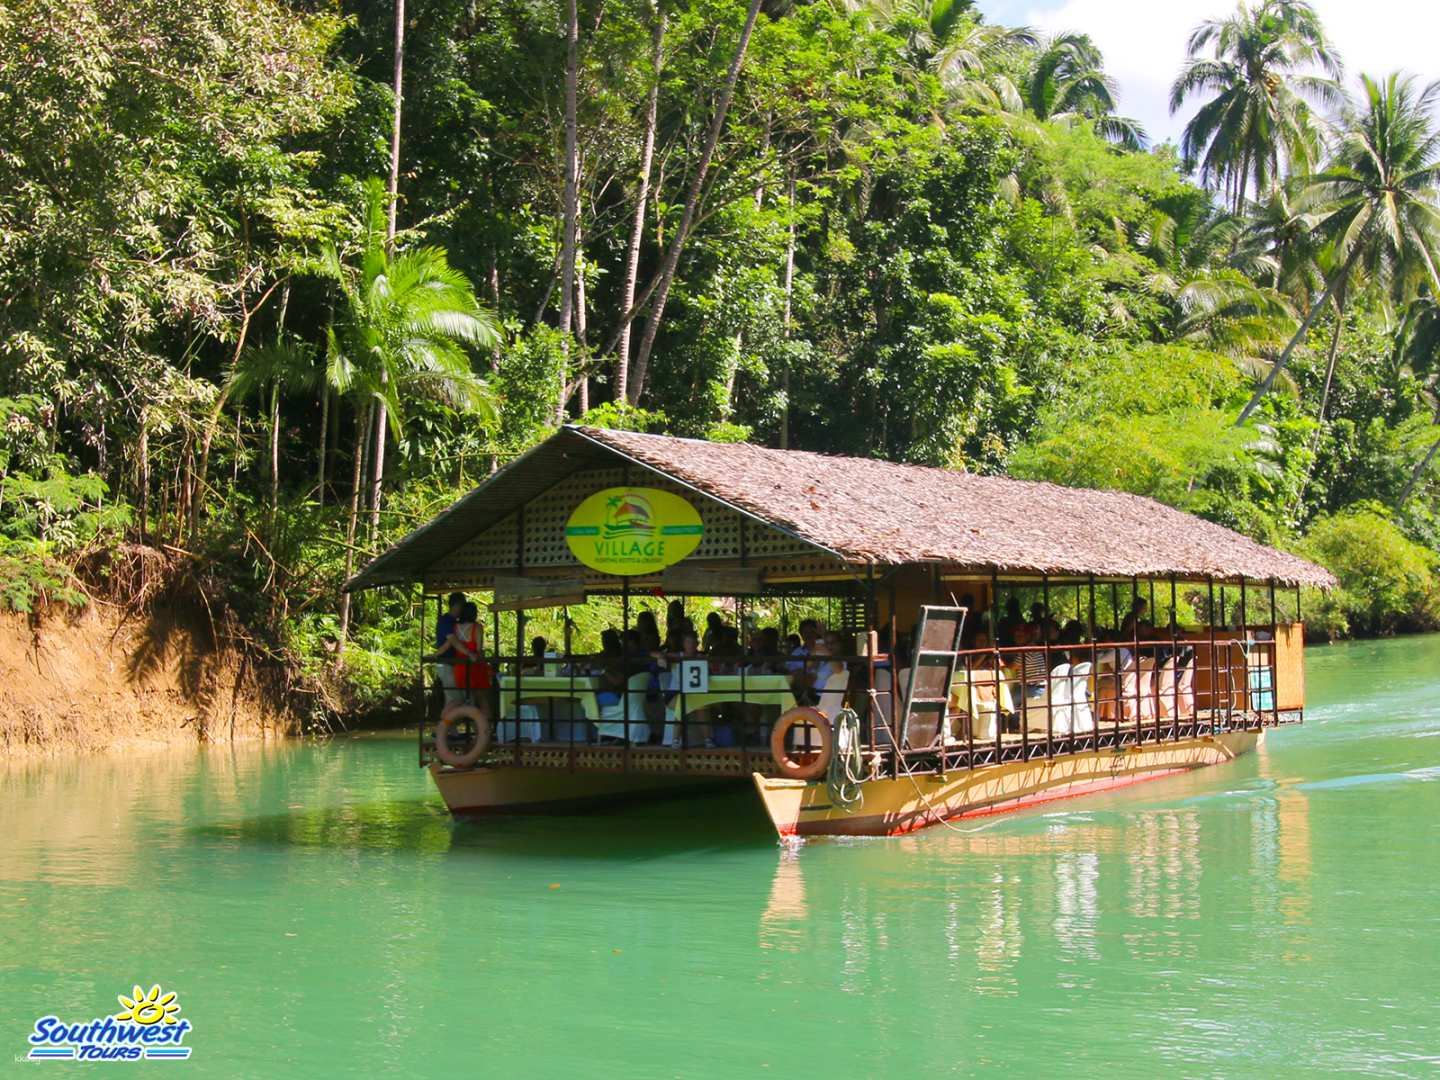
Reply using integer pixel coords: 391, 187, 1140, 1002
429, 761, 735, 814
753, 730, 1261, 837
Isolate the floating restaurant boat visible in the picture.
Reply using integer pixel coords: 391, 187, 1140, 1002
346, 426, 1334, 839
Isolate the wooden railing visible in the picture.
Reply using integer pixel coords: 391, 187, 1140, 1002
418, 629, 1299, 776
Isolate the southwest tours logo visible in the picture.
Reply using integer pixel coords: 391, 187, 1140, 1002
27, 984, 193, 1062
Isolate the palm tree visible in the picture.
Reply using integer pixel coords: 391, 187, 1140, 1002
856, 0, 974, 69
1170, 0, 1342, 214
846, 1, 1036, 119
1237, 181, 1326, 304
1125, 201, 1298, 358
1236, 73, 1440, 425
1026, 32, 1146, 149
932, 18, 1036, 113
322, 179, 500, 662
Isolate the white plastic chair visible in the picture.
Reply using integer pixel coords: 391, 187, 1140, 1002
1049, 663, 1074, 734
966, 662, 1005, 741
1137, 657, 1157, 721
1176, 660, 1195, 720
815, 668, 851, 720
1068, 662, 1095, 733
596, 671, 652, 743
1155, 656, 1178, 718
1021, 663, 1065, 733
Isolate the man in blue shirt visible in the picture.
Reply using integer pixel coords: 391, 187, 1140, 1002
435, 592, 465, 651
431, 592, 467, 703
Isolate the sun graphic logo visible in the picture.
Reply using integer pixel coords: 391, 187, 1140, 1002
115, 985, 182, 1027
26, 983, 193, 1062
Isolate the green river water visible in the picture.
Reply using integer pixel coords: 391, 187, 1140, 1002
4, 635, 1439, 1077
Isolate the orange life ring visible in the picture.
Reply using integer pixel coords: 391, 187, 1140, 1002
770, 706, 833, 781
436, 701, 492, 768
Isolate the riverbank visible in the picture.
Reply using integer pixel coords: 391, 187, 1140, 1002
0, 606, 292, 759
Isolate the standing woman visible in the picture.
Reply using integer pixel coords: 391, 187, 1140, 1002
445, 601, 491, 705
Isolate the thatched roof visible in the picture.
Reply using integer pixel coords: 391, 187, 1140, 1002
347, 425, 1335, 590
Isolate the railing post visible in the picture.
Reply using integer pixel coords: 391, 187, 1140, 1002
1207, 577, 1217, 735
1132, 575, 1142, 746
1087, 575, 1098, 750
1042, 573, 1053, 759
1170, 577, 1180, 740
1269, 579, 1280, 728
1239, 575, 1249, 724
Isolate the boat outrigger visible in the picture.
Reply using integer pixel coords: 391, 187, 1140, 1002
346, 426, 1334, 839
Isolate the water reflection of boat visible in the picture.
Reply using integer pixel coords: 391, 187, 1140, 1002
347, 426, 1333, 839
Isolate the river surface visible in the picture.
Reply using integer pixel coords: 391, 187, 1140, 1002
3, 636, 1439, 1077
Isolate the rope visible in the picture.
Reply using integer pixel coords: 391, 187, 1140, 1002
826, 707, 866, 811
865, 687, 984, 835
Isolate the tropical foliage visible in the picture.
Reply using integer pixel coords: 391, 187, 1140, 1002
3, 0, 1440, 713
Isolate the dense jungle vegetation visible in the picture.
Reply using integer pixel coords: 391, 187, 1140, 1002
3, 0, 1439, 715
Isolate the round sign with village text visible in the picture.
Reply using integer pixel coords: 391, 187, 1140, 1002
564, 487, 705, 576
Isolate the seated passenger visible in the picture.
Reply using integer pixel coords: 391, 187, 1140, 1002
521, 635, 547, 675
1119, 597, 1149, 639
709, 625, 743, 675
1015, 624, 1049, 701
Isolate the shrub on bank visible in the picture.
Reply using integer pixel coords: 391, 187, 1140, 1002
1301, 504, 1440, 638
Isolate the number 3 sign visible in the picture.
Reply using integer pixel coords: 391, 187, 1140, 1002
678, 659, 709, 694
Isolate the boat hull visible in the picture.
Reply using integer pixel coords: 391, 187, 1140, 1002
753, 730, 1261, 838
429, 762, 736, 814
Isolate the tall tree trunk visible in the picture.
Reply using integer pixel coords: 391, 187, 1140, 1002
316, 383, 328, 510
269, 382, 280, 516
557, 0, 581, 422
576, 221, 589, 414
615, 7, 664, 405
1399, 432, 1440, 506
1290, 305, 1344, 516
367, 0, 405, 545
326, 389, 339, 490
336, 404, 373, 669
1398, 401, 1440, 507
270, 281, 290, 521
367, 398, 386, 544
138, 412, 150, 545
1236, 242, 1364, 426
488, 252, 503, 373
387, 0, 405, 248
1234, 143, 1251, 217
629, 0, 764, 405
779, 168, 795, 449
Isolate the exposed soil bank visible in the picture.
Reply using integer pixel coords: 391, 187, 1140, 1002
0, 605, 294, 758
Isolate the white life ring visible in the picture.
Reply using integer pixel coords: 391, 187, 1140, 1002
436, 701, 492, 768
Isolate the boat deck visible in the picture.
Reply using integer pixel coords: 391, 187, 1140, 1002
433, 710, 1299, 779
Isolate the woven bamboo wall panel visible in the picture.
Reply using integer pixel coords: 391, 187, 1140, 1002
426, 467, 813, 585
